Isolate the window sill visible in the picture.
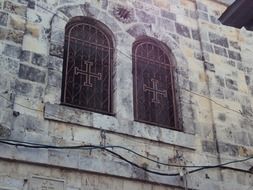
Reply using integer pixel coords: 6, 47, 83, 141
44, 103, 197, 150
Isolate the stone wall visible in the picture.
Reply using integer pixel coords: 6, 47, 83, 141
0, 0, 252, 190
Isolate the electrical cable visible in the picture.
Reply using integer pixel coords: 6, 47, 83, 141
0, 139, 179, 176
0, 139, 252, 176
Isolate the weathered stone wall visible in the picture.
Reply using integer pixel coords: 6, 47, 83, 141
0, 0, 252, 190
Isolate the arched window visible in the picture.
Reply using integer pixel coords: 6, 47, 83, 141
61, 17, 114, 115
133, 37, 179, 130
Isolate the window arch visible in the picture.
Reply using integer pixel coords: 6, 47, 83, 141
61, 17, 114, 115
133, 37, 179, 130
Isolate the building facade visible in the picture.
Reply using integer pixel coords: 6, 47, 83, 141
0, 0, 252, 189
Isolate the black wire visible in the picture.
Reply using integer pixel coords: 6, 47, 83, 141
0, 139, 252, 176
103, 148, 179, 176
0, 139, 180, 176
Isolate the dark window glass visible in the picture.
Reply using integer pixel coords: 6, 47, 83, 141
133, 37, 179, 129
61, 17, 114, 115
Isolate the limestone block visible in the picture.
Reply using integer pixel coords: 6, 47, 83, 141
59, 5, 83, 19
44, 103, 93, 127
0, 123, 11, 138
18, 64, 46, 83
22, 35, 48, 55
161, 10, 176, 21
15, 79, 33, 96
98, 12, 122, 33
3, 1, 26, 17
228, 50, 241, 61
31, 53, 48, 67
44, 86, 61, 104
153, 0, 170, 9
6, 30, 24, 44
49, 43, 64, 58
48, 149, 79, 168
127, 24, 146, 38
175, 23, 191, 38
136, 10, 155, 24
0, 11, 9, 26
0, 55, 20, 75
29, 176, 64, 190
9, 15, 26, 30
2, 44, 21, 59
209, 32, 229, 48
214, 45, 228, 57
48, 56, 63, 72
157, 17, 175, 33
26, 23, 41, 38
48, 70, 62, 88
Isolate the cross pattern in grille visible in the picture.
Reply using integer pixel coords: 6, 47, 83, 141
74, 61, 102, 87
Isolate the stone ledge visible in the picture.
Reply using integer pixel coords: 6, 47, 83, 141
44, 103, 197, 150
0, 144, 185, 188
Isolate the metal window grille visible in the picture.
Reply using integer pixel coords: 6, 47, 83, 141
133, 37, 179, 129
61, 17, 114, 115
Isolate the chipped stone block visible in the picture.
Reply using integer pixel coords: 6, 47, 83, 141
215, 75, 225, 87
18, 64, 46, 83
153, 0, 170, 9
210, 15, 220, 25
48, 70, 62, 88
202, 140, 217, 154
191, 29, 200, 41
0, 11, 9, 26
225, 78, 238, 91
219, 142, 239, 157
202, 42, 213, 53
2, 44, 21, 58
48, 56, 63, 72
136, 10, 155, 24
0, 55, 20, 75
212, 87, 224, 99
157, 17, 175, 32
0, 123, 11, 137
196, 2, 208, 12
161, 10, 176, 21
175, 23, 190, 38
204, 62, 215, 72
19, 50, 31, 62
15, 79, 33, 96
22, 35, 48, 55
229, 40, 241, 51
101, 0, 108, 10
234, 131, 250, 146
127, 24, 146, 38
50, 43, 64, 58
209, 32, 229, 48
228, 50, 241, 61
9, 15, 26, 30
31, 53, 48, 67
3, 1, 26, 17
27, 0, 35, 9
214, 45, 228, 57
198, 11, 209, 21
0, 27, 8, 40
6, 30, 24, 44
